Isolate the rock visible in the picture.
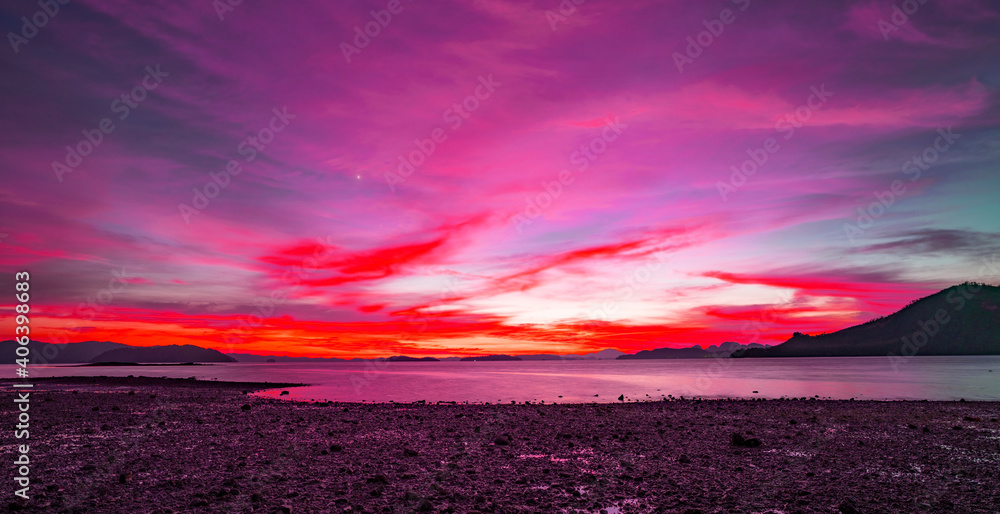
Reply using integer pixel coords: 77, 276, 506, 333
618, 394, 625, 401
250, 493, 263, 502
241, 404, 251, 411
118, 472, 132, 484
730, 432, 762, 448
366, 475, 389, 485
494, 436, 510, 446
838, 498, 860, 514
329, 444, 343, 452
678, 455, 691, 464
403, 448, 419, 457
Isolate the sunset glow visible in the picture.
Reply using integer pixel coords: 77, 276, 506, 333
2, 0, 999, 358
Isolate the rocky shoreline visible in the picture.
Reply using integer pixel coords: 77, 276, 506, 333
3, 377, 999, 513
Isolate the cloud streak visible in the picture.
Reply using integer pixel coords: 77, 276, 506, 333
1, 0, 999, 357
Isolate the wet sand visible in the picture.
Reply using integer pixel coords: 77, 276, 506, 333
4, 376, 1000, 513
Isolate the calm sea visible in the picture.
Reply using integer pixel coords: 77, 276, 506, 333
8, 356, 1000, 403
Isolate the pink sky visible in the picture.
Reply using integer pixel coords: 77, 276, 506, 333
1, 0, 999, 357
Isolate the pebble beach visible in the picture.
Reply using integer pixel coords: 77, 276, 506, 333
5, 377, 1000, 513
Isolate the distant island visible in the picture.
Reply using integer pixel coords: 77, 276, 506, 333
460, 354, 522, 361
734, 282, 1000, 358
618, 342, 769, 360
385, 356, 439, 362
77, 362, 211, 367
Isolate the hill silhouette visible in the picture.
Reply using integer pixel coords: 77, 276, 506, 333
618, 342, 769, 359
0, 340, 127, 364
90, 345, 235, 363
733, 282, 1000, 357
459, 354, 522, 361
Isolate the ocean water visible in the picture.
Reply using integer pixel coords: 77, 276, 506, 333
9, 355, 1000, 403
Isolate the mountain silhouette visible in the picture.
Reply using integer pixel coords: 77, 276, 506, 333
618, 342, 768, 359
459, 354, 522, 361
90, 345, 236, 363
0, 340, 127, 364
733, 282, 1000, 357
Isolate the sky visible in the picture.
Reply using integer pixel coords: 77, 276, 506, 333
1, 0, 999, 358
